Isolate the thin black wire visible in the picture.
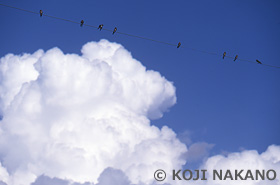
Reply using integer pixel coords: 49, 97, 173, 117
44, 14, 80, 25
0, 3, 38, 14
1, 3, 280, 69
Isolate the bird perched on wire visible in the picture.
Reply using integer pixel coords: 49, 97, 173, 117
223, 52, 226, 59
177, 42, 181, 48
113, 27, 117, 34
98, 24, 103, 31
80, 20, 84, 27
39, 10, 43, 17
234, 55, 238, 61
256, 59, 262, 64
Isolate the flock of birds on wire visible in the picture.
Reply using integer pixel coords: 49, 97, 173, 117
1, 3, 280, 69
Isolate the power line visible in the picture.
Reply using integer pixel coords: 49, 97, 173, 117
0, 3, 280, 69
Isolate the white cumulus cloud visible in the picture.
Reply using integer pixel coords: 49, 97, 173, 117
196, 145, 280, 185
0, 40, 186, 185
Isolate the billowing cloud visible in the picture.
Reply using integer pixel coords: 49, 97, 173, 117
197, 145, 280, 185
0, 40, 186, 185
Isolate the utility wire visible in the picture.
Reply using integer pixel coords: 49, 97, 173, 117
1, 3, 280, 69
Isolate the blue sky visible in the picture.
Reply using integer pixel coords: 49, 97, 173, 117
0, 0, 279, 157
